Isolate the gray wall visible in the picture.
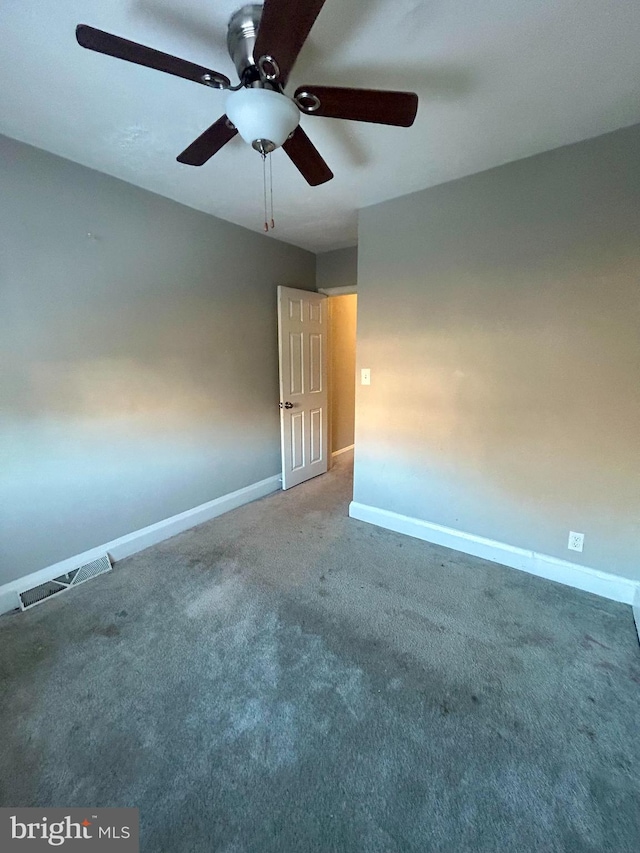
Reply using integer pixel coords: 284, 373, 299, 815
355, 123, 640, 581
316, 247, 357, 291
0, 135, 315, 585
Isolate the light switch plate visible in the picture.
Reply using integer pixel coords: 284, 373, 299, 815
361, 368, 371, 385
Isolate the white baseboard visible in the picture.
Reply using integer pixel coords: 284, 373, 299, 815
0, 474, 281, 616
349, 501, 639, 605
332, 444, 355, 458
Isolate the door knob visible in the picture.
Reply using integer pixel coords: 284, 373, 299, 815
279, 401, 294, 409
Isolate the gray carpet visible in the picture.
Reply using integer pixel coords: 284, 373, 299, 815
1, 453, 639, 852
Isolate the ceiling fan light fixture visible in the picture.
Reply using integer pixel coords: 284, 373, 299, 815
76, 1, 420, 184
225, 87, 300, 151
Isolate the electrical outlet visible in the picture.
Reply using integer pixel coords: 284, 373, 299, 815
361, 368, 371, 386
568, 531, 584, 552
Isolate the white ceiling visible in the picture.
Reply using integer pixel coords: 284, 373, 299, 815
2, 0, 639, 252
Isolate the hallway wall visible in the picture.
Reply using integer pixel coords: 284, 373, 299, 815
329, 295, 357, 453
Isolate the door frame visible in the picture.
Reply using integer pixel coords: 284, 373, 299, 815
276, 285, 357, 482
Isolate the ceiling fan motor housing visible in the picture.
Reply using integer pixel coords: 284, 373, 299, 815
227, 4, 264, 82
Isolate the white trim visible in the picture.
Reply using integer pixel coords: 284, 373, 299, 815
0, 475, 281, 616
349, 502, 639, 605
332, 444, 355, 458
318, 285, 357, 296
633, 588, 640, 644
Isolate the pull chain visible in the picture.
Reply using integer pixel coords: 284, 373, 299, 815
269, 153, 275, 230
260, 151, 275, 233
262, 152, 269, 233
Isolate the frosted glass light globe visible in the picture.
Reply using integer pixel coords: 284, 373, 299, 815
225, 87, 300, 149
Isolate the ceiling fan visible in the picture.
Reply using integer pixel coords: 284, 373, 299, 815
76, 0, 418, 186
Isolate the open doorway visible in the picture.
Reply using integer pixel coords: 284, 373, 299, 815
276, 286, 356, 490
328, 293, 357, 463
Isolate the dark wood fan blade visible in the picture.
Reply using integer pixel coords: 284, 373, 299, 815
253, 0, 327, 85
76, 24, 230, 89
177, 116, 238, 166
294, 86, 418, 127
282, 126, 333, 186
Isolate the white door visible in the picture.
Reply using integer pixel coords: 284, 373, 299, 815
277, 286, 328, 489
